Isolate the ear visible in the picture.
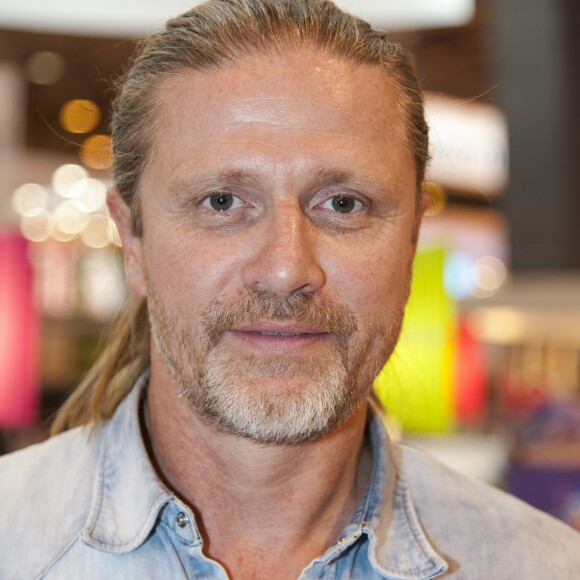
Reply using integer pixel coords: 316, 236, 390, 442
411, 187, 433, 248
108, 188, 147, 297
418, 188, 434, 220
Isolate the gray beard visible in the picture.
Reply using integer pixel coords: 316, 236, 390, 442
148, 287, 402, 445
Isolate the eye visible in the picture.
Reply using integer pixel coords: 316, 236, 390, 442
203, 193, 242, 211
321, 195, 363, 214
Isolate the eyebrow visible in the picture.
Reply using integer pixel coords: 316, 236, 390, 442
311, 168, 354, 185
167, 169, 261, 197
168, 167, 358, 196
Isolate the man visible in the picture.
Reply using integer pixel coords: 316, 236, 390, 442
1, 1, 579, 578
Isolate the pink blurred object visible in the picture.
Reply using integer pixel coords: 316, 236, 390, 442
0, 231, 40, 427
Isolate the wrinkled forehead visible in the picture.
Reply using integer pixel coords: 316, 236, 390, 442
150, 47, 408, 152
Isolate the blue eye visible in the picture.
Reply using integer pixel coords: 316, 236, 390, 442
203, 194, 242, 211
321, 195, 363, 214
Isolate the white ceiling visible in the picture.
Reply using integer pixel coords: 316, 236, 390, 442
0, 0, 475, 37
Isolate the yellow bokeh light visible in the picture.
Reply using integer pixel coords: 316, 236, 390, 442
422, 181, 447, 217
80, 134, 113, 170
59, 99, 101, 134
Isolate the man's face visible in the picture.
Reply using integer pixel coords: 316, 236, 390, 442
117, 49, 424, 444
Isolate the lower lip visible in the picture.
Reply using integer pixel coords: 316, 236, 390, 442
228, 330, 331, 354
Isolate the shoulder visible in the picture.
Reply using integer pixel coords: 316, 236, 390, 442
398, 443, 580, 576
0, 426, 103, 578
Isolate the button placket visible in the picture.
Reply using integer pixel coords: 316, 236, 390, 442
176, 512, 189, 528
164, 503, 197, 545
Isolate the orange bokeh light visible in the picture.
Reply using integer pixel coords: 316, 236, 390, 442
80, 134, 113, 170
59, 99, 101, 134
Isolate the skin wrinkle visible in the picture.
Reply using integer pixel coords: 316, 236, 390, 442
144, 262, 406, 456
205, 139, 380, 158
164, 166, 410, 224
147, 282, 400, 444
157, 146, 412, 210
204, 62, 413, 164
219, 118, 381, 138
222, 122, 360, 137
154, 61, 400, 142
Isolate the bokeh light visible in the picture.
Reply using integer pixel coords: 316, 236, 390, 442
444, 251, 474, 299
444, 252, 508, 300
73, 178, 107, 213
11, 183, 49, 217
52, 205, 87, 236
52, 164, 89, 199
12, 169, 114, 248
80, 135, 113, 170
59, 99, 101, 134
81, 214, 113, 248
109, 219, 122, 247
471, 256, 507, 298
49, 219, 77, 243
24, 51, 66, 86
19, 210, 51, 242
423, 181, 447, 217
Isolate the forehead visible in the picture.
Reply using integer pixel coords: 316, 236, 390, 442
153, 48, 405, 140
143, 48, 414, 189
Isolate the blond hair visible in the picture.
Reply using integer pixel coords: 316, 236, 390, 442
51, 300, 149, 433
52, 0, 428, 434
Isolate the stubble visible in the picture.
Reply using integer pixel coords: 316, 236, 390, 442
147, 286, 403, 445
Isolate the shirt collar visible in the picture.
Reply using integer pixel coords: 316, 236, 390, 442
82, 371, 174, 552
82, 374, 448, 578
361, 407, 449, 579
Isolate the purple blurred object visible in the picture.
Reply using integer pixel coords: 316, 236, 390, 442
507, 398, 580, 529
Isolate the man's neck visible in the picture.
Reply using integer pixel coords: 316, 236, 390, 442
144, 367, 371, 579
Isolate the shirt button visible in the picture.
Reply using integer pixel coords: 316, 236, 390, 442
176, 512, 189, 528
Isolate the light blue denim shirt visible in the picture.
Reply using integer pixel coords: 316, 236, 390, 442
1, 372, 580, 579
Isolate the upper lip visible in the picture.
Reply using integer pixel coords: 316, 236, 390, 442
232, 321, 327, 334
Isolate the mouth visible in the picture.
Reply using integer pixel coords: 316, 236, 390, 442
248, 331, 302, 336
227, 322, 332, 354
246, 331, 316, 337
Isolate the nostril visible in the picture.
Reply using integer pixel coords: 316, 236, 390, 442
241, 208, 326, 295
241, 241, 325, 295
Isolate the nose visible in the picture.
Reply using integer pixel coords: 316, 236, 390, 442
242, 204, 325, 296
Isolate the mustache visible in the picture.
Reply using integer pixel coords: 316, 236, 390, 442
201, 289, 358, 346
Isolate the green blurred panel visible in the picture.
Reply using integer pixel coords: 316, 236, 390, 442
374, 247, 456, 433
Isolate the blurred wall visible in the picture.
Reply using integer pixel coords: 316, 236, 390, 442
492, 0, 580, 270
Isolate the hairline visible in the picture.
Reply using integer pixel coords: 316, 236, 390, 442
126, 46, 422, 235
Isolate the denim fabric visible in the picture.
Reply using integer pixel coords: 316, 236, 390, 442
1, 372, 579, 579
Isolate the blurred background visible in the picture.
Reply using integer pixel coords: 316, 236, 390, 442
1, 0, 580, 528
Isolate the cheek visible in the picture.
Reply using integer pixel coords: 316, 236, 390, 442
323, 239, 414, 320
142, 231, 250, 308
